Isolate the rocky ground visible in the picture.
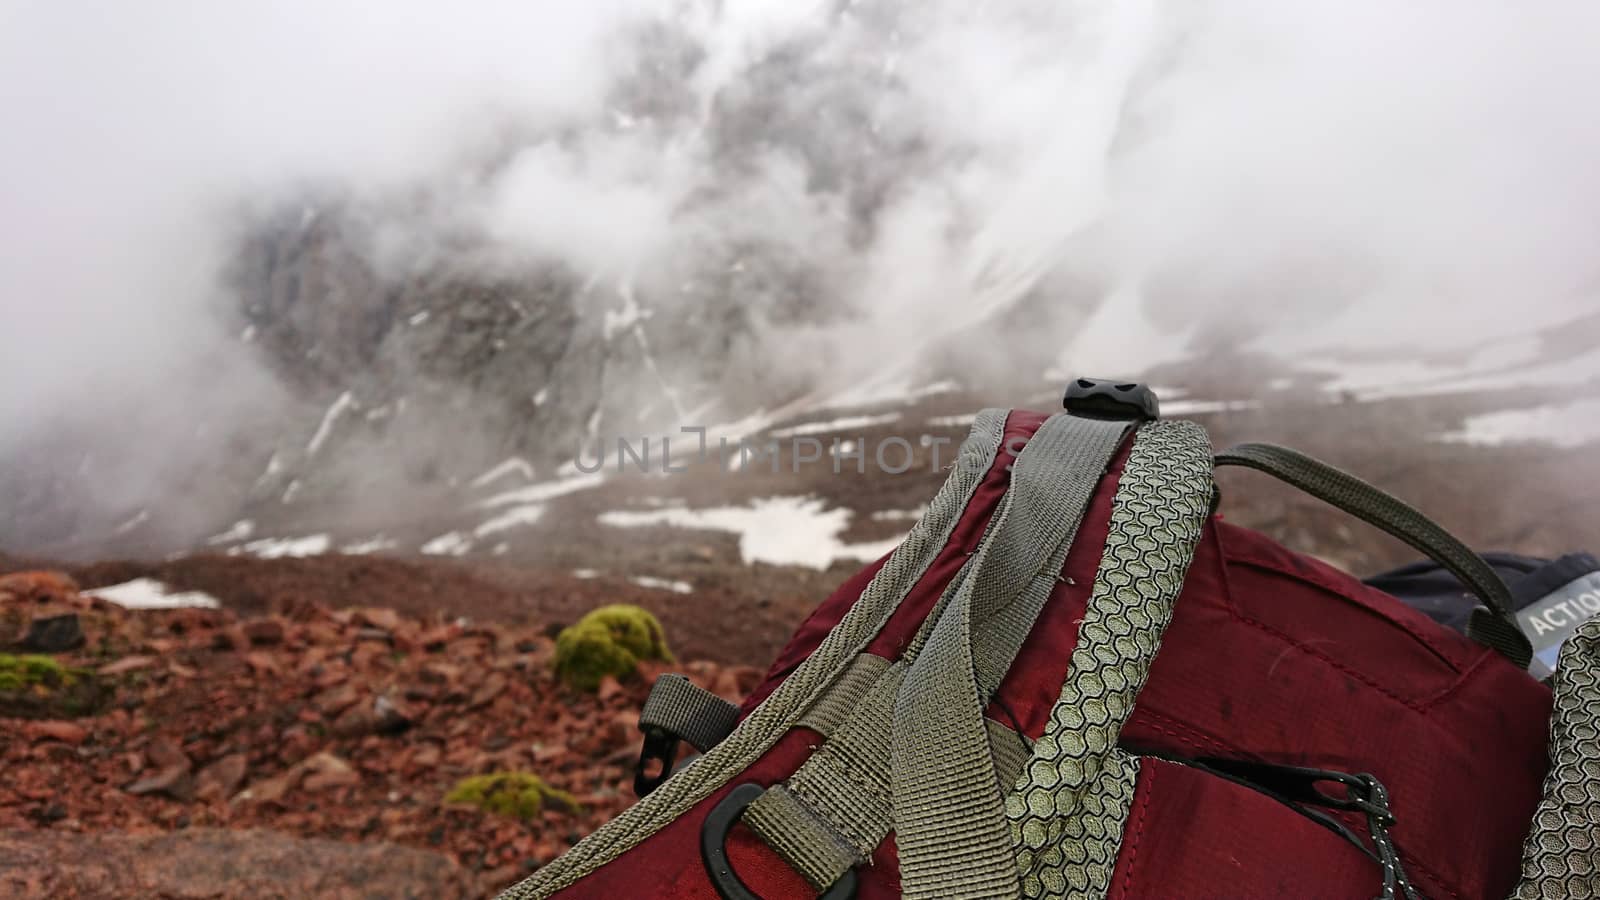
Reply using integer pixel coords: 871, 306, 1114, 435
0, 569, 760, 898
2, 374, 1595, 899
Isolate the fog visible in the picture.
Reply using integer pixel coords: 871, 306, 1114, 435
2, 0, 1597, 552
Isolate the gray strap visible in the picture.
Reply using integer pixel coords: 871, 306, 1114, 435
501, 409, 1011, 899
796, 653, 892, 738
987, 718, 1033, 790
893, 414, 1131, 900
1216, 442, 1532, 669
639, 674, 742, 753
743, 565, 980, 889
745, 660, 907, 888
1009, 420, 1213, 898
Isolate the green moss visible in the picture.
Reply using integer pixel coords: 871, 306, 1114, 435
0, 654, 81, 687
0, 653, 105, 718
552, 604, 673, 692
445, 772, 580, 820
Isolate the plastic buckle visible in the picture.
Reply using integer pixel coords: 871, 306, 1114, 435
701, 784, 858, 900
633, 726, 680, 797
1062, 378, 1160, 421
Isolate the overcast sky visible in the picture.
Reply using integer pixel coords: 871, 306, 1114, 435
2, 0, 1597, 447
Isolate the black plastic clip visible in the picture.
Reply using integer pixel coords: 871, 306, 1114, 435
1063, 377, 1160, 422
702, 783, 858, 900
633, 726, 680, 797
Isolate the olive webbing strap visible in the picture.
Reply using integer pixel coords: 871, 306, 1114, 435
496, 409, 1012, 899
744, 414, 1129, 894
638, 674, 743, 753
1215, 442, 1532, 669
892, 414, 1132, 900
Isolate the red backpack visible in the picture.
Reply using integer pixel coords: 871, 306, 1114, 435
500, 381, 1571, 900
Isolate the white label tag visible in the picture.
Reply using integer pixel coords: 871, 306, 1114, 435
1516, 571, 1600, 673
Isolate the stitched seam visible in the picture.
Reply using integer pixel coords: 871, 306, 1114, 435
1225, 551, 1462, 670
1225, 608, 1430, 712
1417, 644, 1497, 712
1116, 761, 1156, 900
1129, 707, 1243, 757
1398, 845, 1462, 900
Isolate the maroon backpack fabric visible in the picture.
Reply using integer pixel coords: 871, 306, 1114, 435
543, 409, 1551, 899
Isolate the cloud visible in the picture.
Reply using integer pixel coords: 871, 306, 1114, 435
2, 0, 1597, 551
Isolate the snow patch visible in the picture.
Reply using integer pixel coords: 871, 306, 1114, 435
341, 535, 398, 555
477, 472, 604, 510
630, 575, 693, 594
573, 569, 601, 579
469, 457, 536, 490
598, 496, 901, 570
871, 507, 927, 522
768, 412, 902, 439
474, 504, 546, 537
206, 519, 255, 546
925, 413, 977, 428
421, 531, 473, 556
236, 534, 331, 559
603, 292, 650, 340
91, 578, 220, 610
1441, 399, 1600, 449
306, 391, 356, 457
112, 509, 149, 535
1162, 399, 1260, 416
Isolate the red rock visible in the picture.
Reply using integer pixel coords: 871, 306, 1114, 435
241, 619, 286, 645
332, 695, 411, 738
355, 608, 400, 632
311, 665, 349, 689
238, 769, 298, 804
0, 570, 79, 605
212, 624, 251, 652
144, 736, 190, 772
300, 752, 360, 792
98, 655, 158, 676
409, 743, 442, 769
609, 711, 637, 745
417, 624, 461, 650
195, 753, 248, 801
25, 720, 88, 745
311, 683, 362, 717
124, 765, 195, 801
302, 622, 344, 645
244, 651, 281, 676
468, 673, 508, 709
597, 676, 625, 703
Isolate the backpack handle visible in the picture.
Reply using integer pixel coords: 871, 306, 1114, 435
1215, 443, 1533, 670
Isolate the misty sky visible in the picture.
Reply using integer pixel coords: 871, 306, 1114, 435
3, 0, 1598, 461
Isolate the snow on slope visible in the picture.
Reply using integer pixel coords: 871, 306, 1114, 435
598, 496, 901, 569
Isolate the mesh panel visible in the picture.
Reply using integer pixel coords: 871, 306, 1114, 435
1510, 617, 1600, 900
1007, 420, 1213, 900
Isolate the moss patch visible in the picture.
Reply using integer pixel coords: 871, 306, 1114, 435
444, 772, 580, 820
553, 604, 673, 692
0, 653, 108, 718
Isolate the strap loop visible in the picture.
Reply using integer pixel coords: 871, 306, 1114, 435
1215, 442, 1533, 669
